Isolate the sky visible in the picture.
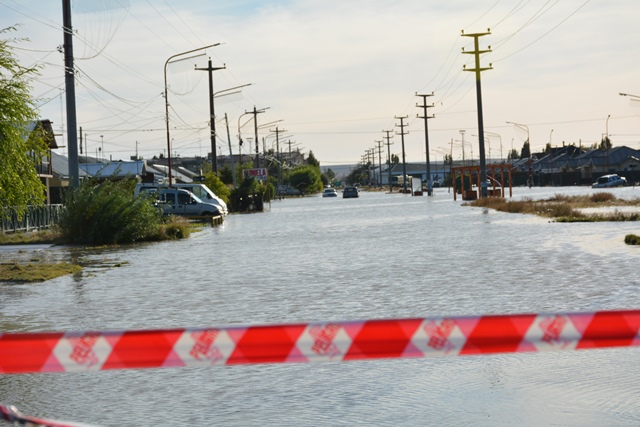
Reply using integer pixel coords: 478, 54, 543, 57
3, 0, 640, 168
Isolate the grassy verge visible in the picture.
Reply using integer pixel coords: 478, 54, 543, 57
0, 229, 63, 245
0, 262, 82, 282
466, 192, 640, 245
466, 192, 640, 221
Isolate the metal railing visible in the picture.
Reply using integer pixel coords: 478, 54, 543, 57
1, 205, 64, 234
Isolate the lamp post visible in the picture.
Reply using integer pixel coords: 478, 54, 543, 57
485, 131, 502, 163
165, 43, 220, 186
506, 121, 531, 187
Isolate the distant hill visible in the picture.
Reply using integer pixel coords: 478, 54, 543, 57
320, 164, 356, 180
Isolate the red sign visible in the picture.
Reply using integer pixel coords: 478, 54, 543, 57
242, 168, 268, 180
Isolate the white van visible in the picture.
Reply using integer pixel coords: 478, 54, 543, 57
135, 183, 228, 215
152, 188, 222, 217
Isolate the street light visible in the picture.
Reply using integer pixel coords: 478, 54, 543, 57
485, 131, 502, 163
619, 92, 640, 101
165, 43, 220, 186
506, 121, 531, 187
214, 83, 252, 99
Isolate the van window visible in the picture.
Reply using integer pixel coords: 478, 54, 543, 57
178, 192, 192, 205
160, 193, 175, 204
188, 186, 206, 199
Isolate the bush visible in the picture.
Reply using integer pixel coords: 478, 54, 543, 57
624, 234, 640, 245
151, 216, 191, 240
204, 172, 231, 206
58, 179, 162, 244
590, 192, 616, 203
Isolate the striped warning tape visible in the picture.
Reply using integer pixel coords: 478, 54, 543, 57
0, 404, 96, 427
0, 309, 639, 375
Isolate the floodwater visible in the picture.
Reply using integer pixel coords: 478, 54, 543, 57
1, 186, 639, 426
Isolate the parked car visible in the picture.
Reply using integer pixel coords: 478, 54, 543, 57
151, 188, 222, 217
322, 188, 338, 197
342, 186, 359, 198
591, 174, 627, 188
135, 183, 228, 215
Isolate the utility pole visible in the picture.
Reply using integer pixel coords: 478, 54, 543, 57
416, 92, 435, 195
370, 147, 376, 186
224, 113, 236, 187
270, 126, 287, 188
376, 140, 383, 189
245, 106, 267, 168
195, 58, 226, 173
395, 116, 409, 193
383, 130, 394, 192
462, 29, 492, 198
62, 0, 79, 187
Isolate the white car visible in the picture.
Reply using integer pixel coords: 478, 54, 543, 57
592, 174, 627, 188
322, 188, 338, 197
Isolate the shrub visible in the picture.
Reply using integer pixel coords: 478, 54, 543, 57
204, 172, 231, 205
590, 192, 616, 203
58, 179, 162, 244
624, 234, 640, 245
152, 216, 191, 240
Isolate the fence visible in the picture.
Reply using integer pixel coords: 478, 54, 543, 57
1, 205, 64, 234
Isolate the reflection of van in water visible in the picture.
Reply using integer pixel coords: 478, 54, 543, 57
134, 183, 228, 215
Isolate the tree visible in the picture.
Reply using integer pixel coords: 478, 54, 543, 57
506, 149, 519, 161
599, 136, 612, 151
306, 150, 320, 168
391, 154, 400, 165
0, 27, 48, 219
204, 171, 231, 205
520, 140, 531, 159
288, 165, 322, 195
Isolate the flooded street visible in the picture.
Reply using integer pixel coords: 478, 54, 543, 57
1, 186, 640, 426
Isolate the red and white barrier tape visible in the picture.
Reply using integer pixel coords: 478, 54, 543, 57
0, 310, 639, 375
0, 404, 96, 427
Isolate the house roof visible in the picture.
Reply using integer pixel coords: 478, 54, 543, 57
26, 119, 58, 149
51, 151, 91, 179
80, 161, 146, 178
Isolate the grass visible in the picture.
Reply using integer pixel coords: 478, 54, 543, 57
0, 229, 63, 245
467, 192, 640, 245
0, 262, 82, 282
466, 192, 640, 222
0, 217, 198, 282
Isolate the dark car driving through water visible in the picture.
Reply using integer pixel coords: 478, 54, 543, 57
343, 186, 359, 198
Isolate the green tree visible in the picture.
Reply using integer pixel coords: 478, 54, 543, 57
520, 140, 531, 159
506, 149, 519, 161
204, 171, 231, 205
391, 154, 400, 165
306, 150, 320, 168
0, 27, 48, 220
288, 165, 322, 194
599, 136, 612, 151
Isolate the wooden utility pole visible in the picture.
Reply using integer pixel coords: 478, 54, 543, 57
462, 29, 492, 198
62, 0, 79, 187
376, 140, 383, 188
395, 116, 409, 193
195, 59, 225, 173
383, 130, 394, 192
416, 92, 435, 195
